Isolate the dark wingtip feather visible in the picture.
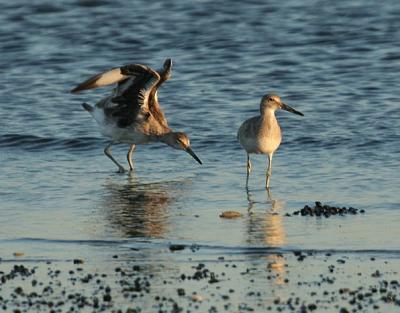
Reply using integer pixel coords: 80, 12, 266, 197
70, 82, 91, 93
70, 73, 103, 93
81, 102, 94, 112
70, 86, 82, 93
164, 58, 172, 69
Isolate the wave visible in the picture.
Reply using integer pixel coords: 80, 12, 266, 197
0, 133, 101, 152
3, 237, 400, 257
0, 132, 391, 155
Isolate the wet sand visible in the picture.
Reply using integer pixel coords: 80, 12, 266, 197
1, 249, 399, 313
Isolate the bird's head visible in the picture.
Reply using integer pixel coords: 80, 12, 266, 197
163, 132, 202, 164
260, 93, 304, 116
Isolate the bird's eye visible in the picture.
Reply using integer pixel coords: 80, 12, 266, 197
269, 97, 274, 101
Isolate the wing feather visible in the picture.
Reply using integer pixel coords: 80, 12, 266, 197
119, 64, 160, 109
71, 68, 129, 93
73, 61, 168, 130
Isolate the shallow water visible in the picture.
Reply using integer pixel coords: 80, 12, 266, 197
0, 0, 400, 266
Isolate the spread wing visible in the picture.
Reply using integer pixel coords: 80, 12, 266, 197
71, 63, 161, 128
70, 67, 129, 93
147, 58, 173, 128
71, 64, 160, 109
117, 64, 160, 110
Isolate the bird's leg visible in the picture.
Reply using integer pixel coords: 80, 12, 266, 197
246, 186, 254, 212
266, 153, 273, 189
246, 154, 252, 188
127, 144, 136, 171
266, 187, 272, 201
104, 142, 125, 173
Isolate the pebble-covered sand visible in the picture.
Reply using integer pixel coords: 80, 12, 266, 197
1, 249, 399, 313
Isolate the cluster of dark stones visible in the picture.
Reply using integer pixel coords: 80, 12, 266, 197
0, 265, 33, 284
185, 263, 220, 284
288, 202, 365, 218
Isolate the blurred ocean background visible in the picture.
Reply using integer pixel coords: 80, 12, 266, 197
0, 0, 399, 261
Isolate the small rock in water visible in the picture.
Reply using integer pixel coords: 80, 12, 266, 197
219, 211, 243, 219
73, 259, 84, 264
169, 244, 186, 252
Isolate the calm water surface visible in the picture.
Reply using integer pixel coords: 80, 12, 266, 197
0, 0, 399, 261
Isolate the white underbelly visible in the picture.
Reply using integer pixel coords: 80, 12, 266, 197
92, 108, 149, 144
240, 135, 281, 154
257, 136, 281, 154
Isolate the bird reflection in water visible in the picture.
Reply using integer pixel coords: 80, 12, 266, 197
100, 173, 183, 238
246, 188, 287, 285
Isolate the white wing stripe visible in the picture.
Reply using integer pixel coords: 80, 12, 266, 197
94, 68, 129, 87
71, 67, 130, 93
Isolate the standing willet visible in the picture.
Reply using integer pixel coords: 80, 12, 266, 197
71, 59, 202, 172
237, 94, 303, 188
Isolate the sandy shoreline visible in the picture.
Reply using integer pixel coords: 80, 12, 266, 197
1, 250, 399, 313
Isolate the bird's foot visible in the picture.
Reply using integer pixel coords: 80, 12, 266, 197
117, 167, 126, 173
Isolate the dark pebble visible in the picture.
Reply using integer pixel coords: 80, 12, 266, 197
308, 303, 317, 311
297, 255, 306, 262
103, 294, 112, 302
14, 287, 23, 295
169, 244, 185, 252
208, 273, 219, 284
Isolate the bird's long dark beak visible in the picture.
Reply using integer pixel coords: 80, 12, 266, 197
280, 102, 304, 116
186, 147, 202, 164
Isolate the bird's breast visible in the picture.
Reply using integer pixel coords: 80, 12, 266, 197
255, 128, 282, 154
238, 117, 282, 154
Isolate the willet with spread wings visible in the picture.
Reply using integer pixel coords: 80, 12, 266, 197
71, 59, 202, 172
